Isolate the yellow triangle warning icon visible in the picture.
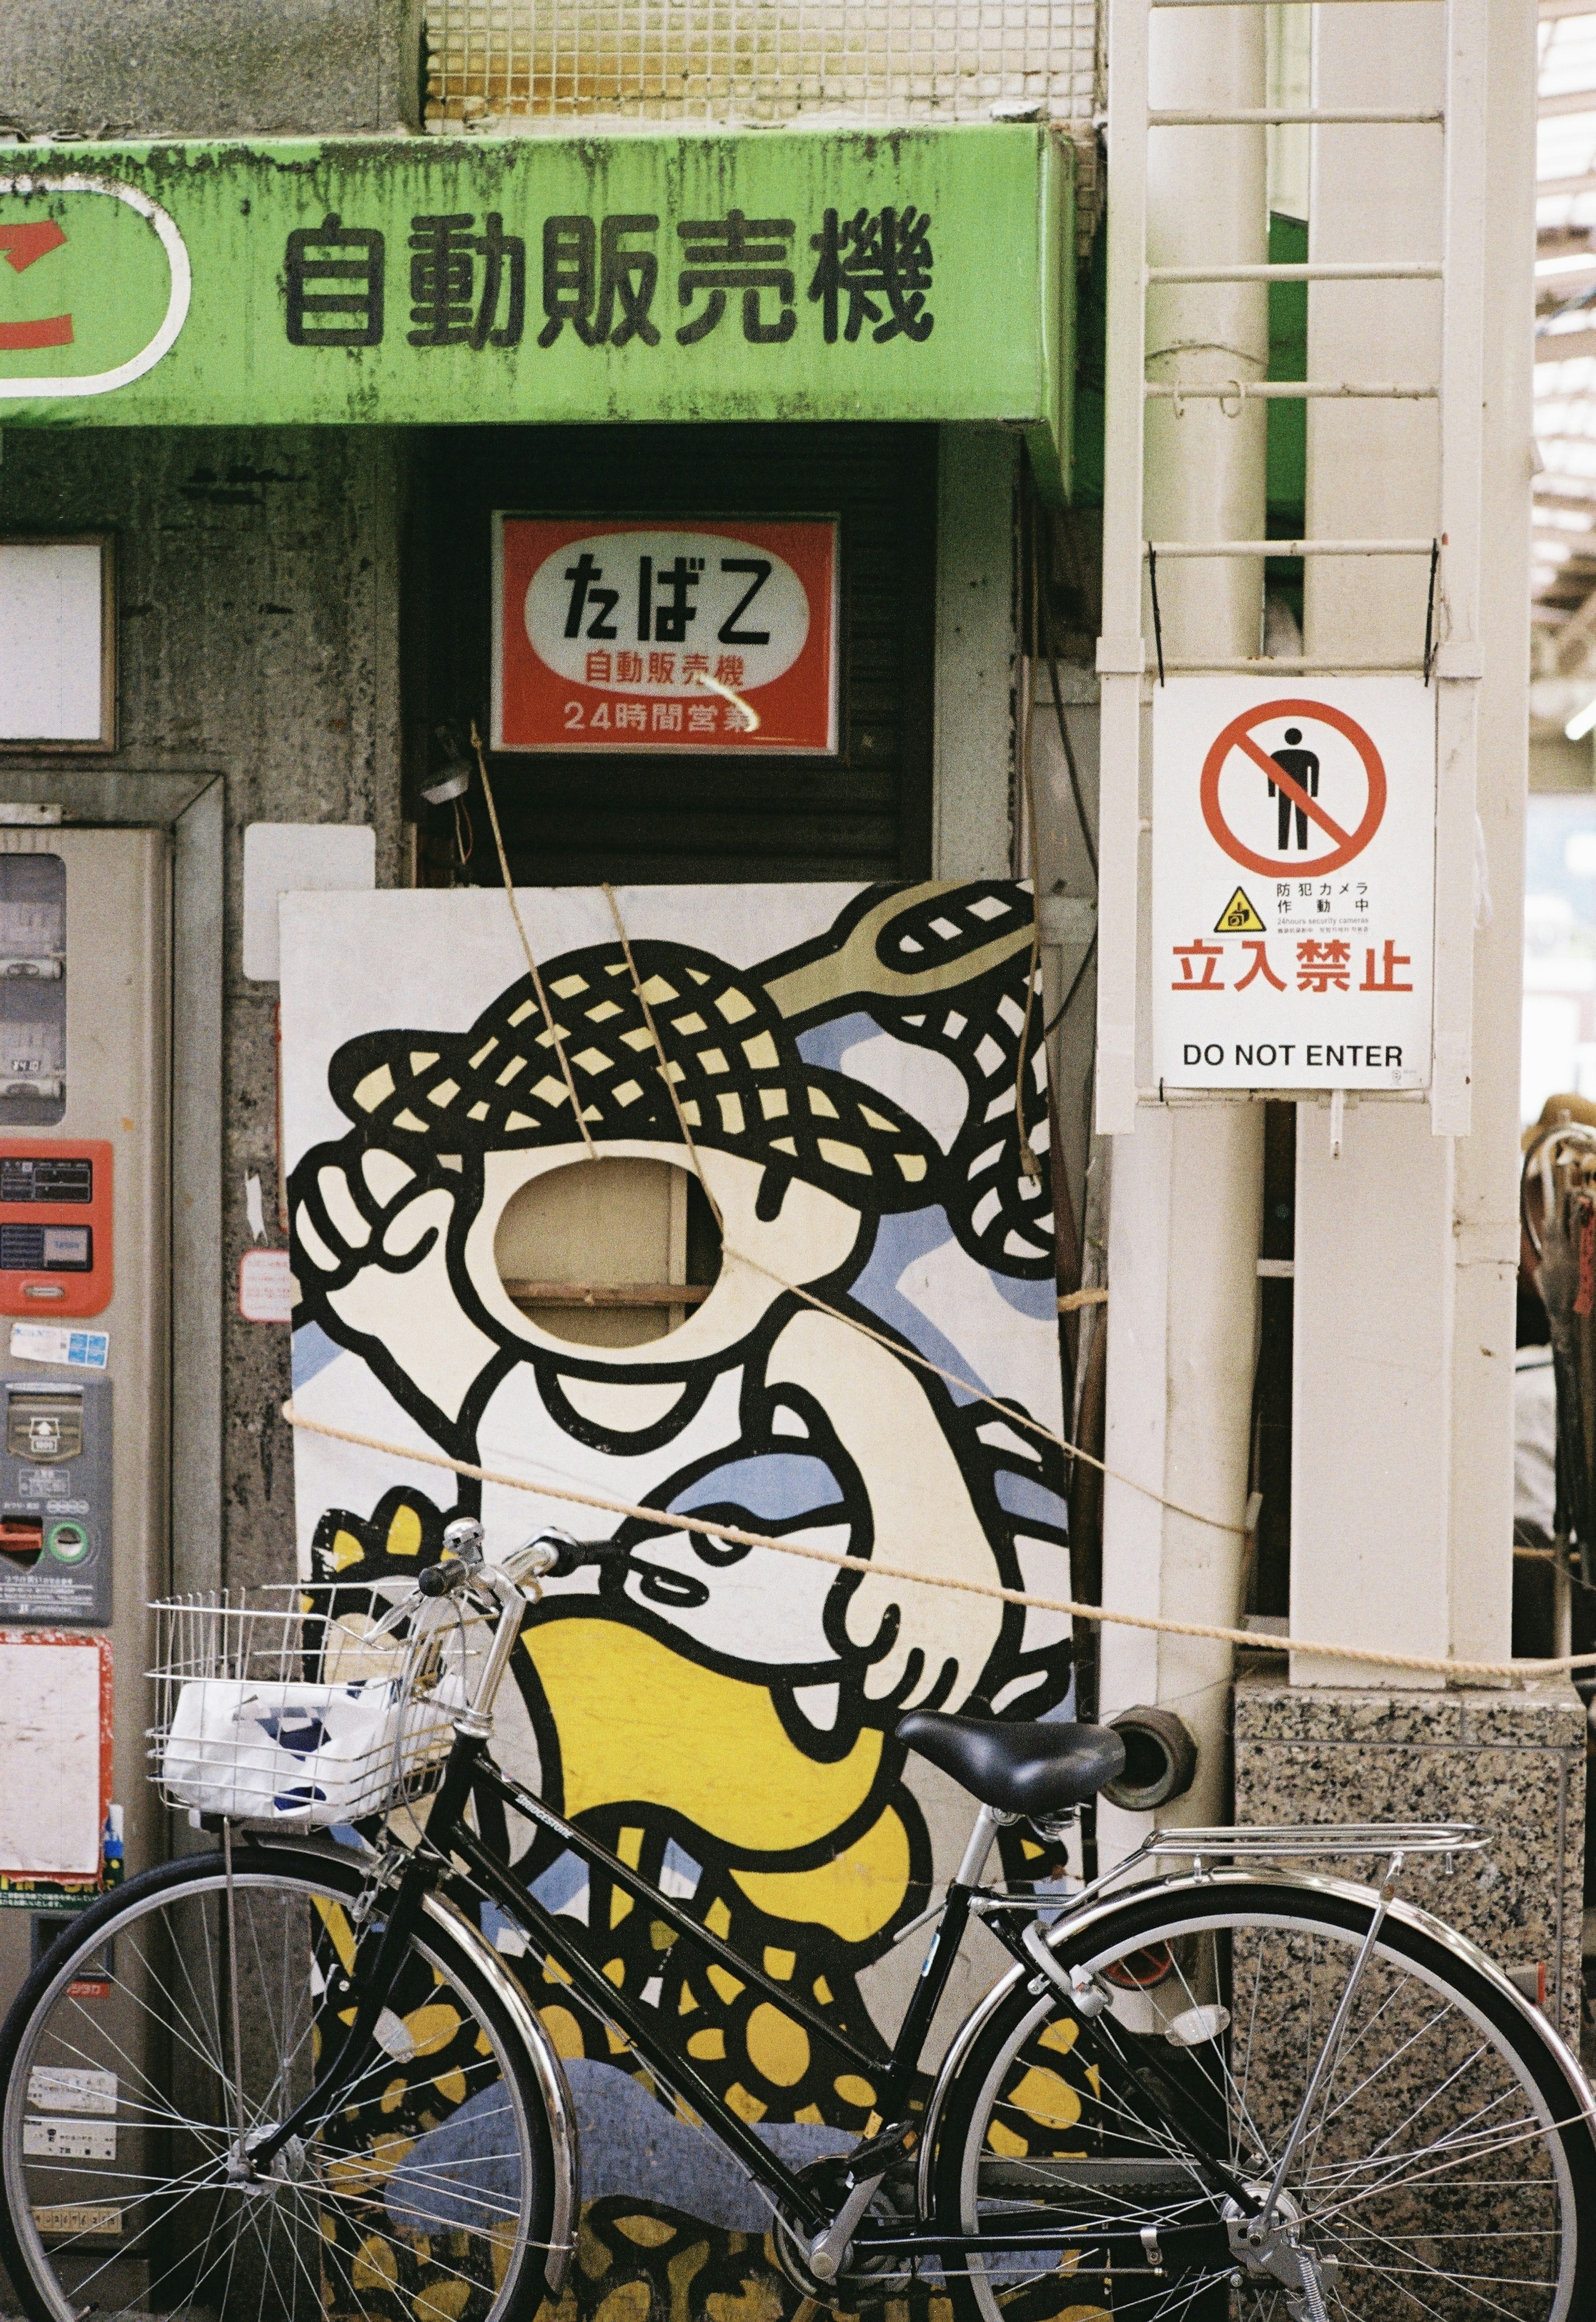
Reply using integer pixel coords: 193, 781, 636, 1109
1214, 886, 1265, 936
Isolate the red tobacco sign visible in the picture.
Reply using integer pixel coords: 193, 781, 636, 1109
492, 515, 839, 755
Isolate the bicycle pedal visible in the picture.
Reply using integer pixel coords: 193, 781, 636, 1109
838, 2117, 918, 2189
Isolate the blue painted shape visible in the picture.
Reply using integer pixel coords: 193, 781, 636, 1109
387, 2083, 525, 2233
847, 1207, 993, 1406
994, 1472, 1071, 1534
985, 1266, 1062, 1322
669, 1454, 842, 1523
531, 1849, 589, 1916
660, 1838, 701, 1898
291, 1320, 343, 1389
795, 1011, 882, 1075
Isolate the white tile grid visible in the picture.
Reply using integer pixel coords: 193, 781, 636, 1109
422, 0, 1103, 131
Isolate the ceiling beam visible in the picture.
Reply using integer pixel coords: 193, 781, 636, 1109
1542, 0, 1596, 20
1539, 86, 1596, 118
1537, 327, 1596, 358
1557, 580, 1596, 671
1539, 172, 1596, 199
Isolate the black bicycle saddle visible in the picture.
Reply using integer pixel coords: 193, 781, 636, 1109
897, 1709, 1126, 1817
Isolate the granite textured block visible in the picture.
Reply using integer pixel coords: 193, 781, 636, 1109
1234, 1678, 1586, 2042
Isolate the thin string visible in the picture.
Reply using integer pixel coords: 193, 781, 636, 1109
470, 725, 597, 1164
1014, 915, 1042, 1184
592, 887, 1245, 1541
539, 869, 1244, 1541
601, 880, 725, 1234
280, 1401, 1596, 1681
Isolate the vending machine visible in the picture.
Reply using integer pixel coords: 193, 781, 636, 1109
0, 829, 168, 2021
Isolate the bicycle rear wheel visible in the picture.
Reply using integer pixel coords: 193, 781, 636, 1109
929, 1872, 1596, 2322
0, 1841, 569, 2322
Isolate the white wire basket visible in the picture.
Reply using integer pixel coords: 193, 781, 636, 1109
149, 1584, 482, 1829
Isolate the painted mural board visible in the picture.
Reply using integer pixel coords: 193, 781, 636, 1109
494, 515, 839, 753
0, 131, 1072, 482
279, 879, 1071, 2279
1150, 676, 1436, 1091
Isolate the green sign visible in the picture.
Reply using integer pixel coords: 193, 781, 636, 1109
0, 130, 1073, 489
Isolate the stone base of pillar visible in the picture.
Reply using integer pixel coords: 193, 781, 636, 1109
1233, 1676, 1587, 2047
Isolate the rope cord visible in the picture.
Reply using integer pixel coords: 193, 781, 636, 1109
590, 887, 1218, 1524
601, 880, 726, 1235
470, 728, 597, 1164
486, 856, 1245, 1539
280, 1401, 1596, 1681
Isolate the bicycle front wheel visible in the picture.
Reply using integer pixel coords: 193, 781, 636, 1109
930, 1871, 1596, 2322
0, 1841, 566, 2322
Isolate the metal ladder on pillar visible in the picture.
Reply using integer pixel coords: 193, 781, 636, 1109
1093, 0, 1488, 1137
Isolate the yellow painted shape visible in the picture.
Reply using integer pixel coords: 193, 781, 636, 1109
352, 2234, 398, 2290
523, 1620, 882, 1851
312, 1897, 357, 1975
667, 2238, 712, 2322
386, 1505, 423, 1558
611, 1889, 633, 1928
540, 2005, 585, 2059
745, 2003, 809, 2088
678, 1983, 699, 2015
594, 2286, 653, 2322
687, 2028, 727, 2060
1038, 2017, 1079, 2058
705, 2274, 785, 2322
833, 2074, 876, 2108
763, 1947, 795, 1980
433, 2066, 466, 2108
380, 2076, 407, 2115
986, 2119, 1027, 2157
793, 2102, 825, 2126
705, 1897, 732, 1938
617, 1826, 644, 1868
603, 1959, 626, 1987
813, 1975, 833, 2004
733, 1808, 911, 1943
724, 2081, 767, 2122
330, 1529, 365, 1573
706, 1964, 744, 2004
1007, 2066, 1081, 2132
544, 1957, 573, 1985
414, 2282, 472, 2322
615, 2215, 676, 2248
402, 2003, 461, 2058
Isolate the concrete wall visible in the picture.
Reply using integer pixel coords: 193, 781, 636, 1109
0, 0, 421, 139
0, 426, 408, 1593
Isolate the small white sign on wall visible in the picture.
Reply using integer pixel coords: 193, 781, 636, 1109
1151, 677, 1436, 1092
0, 539, 112, 748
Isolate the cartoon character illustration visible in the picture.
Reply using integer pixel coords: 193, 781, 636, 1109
284, 878, 1074, 2293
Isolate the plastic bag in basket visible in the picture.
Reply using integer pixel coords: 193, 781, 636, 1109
162, 1677, 451, 1823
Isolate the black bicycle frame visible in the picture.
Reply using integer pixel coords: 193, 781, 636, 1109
247, 1725, 1244, 2269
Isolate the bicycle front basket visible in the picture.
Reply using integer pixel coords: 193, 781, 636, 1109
149, 1586, 465, 1827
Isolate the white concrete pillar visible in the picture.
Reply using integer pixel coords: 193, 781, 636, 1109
1099, 7, 1267, 1837
1292, 2, 1525, 1680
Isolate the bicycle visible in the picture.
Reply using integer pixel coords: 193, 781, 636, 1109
0, 1519, 1591, 2322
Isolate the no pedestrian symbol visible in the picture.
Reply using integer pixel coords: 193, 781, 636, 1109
1150, 674, 1436, 1095
1200, 697, 1387, 879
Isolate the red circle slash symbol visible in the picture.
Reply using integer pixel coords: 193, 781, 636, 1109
1199, 697, 1386, 878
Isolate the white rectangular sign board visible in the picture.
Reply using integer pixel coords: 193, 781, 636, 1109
1151, 677, 1435, 1092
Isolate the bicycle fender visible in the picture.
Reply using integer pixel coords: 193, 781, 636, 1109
421, 1887, 581, 2298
